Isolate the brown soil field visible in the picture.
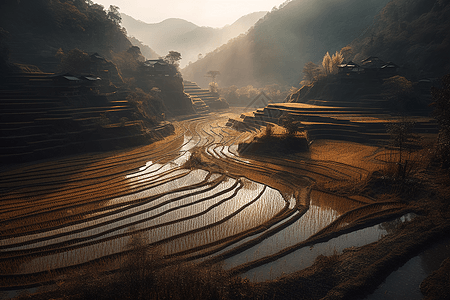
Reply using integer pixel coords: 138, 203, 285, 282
1, 109, 449, 300
237, 129, 450, 300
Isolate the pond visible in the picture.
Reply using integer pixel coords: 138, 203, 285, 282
365, 237, 450, 300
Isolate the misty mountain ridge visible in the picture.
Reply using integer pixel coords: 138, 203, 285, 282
127, 36, 159, 60
183, 0, 449, 89
182, 0, 393, 88
121, 11, 267, 67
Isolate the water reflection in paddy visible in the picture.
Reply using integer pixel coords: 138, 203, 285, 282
223, 191, 360, 270
2, 170, 211, 250
157, 186, 287, 255
16, 177, 287, 274
223, 205, 338, 270
242, 214, 416, 282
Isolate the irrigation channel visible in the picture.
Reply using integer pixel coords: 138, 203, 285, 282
0, 109, 413, 293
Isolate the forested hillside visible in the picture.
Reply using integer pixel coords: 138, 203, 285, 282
182, 0, 390, 88
0, 0, 132, 72
0, 0, 193, 163
0, 0, 190, 116
128, 36, 159, 60
349, 0, 450, 78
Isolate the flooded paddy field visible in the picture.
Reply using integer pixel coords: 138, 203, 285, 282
0, 109, 439, 298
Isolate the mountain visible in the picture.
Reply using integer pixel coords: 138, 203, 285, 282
0, 0, 132, 72
222, 11, 269, 38
0, 0, 192, 163
121, 11, 267, 67
127, 36, 159, 60
181, 0, 391, 88
120, 16, 199, 56
349, 0, 450, 79
0, 0, 192, 117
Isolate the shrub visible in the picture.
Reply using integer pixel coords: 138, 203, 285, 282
46, 232, 251, 300
278, 113, 303, 136
119, 117, 128, 127
264, 123, 274, 138
55, 48, 90, 74
384, 117, 418, 179
97, 112, 110, 127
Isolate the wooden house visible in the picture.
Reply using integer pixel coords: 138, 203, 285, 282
338, 61, 364, 75
339, 57, 399, 78
143, 59, 169, 76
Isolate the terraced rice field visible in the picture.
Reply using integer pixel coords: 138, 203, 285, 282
0, 109, 412, 293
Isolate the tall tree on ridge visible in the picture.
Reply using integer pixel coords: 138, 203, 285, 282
322, 52, 332, 75
165, 51, 182, 66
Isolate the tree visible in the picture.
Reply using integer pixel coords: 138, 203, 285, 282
331, 51, 344, 73
382, 75, 414, 110
302, 62, 321, 84
321, 50, 344, 76
164, 51, 182, 66
209, 82, 218, 93
206, 70, 220, 83
340, 46, 352, 61
126, 46, 144, 61
278, 113, 303, 136
237, 85, 259, 103
112, 48, 141, 77
386, 118, 415, 163
56, 48, 90, 74
263, 123, 275, 138
322, 52, 332, 75
383, 75, 413, 97
218, 85, 239, 104
385, 117, 416, 179
107, 5, 121, 24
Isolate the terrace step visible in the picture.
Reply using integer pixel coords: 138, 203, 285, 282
0, 121, 35, 129
109, 100, 129, 105
0, 102, 62, 111
184, 80, 228, 112
27, 138, 68, 150
237, 102, 438, 145
0, 133, 49, 147
0, 111, 48, 122
0, 145, 32, 155
0, 124, 53, 136
1, 73, 171, 164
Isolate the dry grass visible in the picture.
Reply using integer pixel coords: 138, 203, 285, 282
309, 138, 436, 202
420, 257, 450, 300
309, 140, 383, 173
14, 233, 252, 300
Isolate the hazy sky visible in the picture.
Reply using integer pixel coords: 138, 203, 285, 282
93, 0, 288, 28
